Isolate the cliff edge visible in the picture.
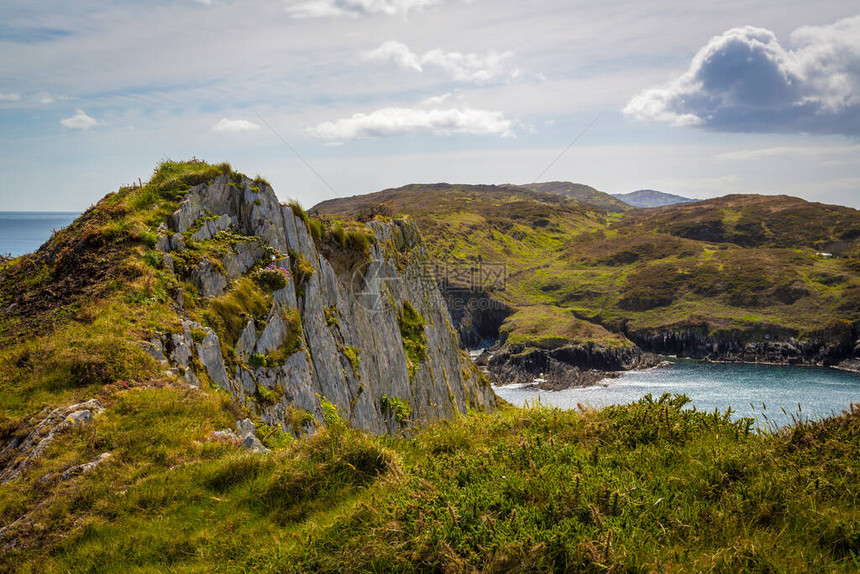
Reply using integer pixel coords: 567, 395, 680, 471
147, 172, 495, 433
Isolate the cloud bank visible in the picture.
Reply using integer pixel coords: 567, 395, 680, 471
362, 40, 520, 83
286, 0, 449, 18
624, 15, 860, 135
212, 118, 261, 132
310, 106, 515, 140
60, 109, 97, 130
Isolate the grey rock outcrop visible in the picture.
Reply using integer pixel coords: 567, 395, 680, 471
56, 452, 112, 482
0, 399, 105, 484
190, 260, 228, 298
213, 419, 270, 453
151, 174, 496, 435
191, 214, 235, 242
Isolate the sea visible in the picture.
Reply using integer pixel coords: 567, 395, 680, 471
0, 212, 79, 257
493, 360, 860, 428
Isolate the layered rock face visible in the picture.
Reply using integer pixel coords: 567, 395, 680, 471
148, 175, 495, 435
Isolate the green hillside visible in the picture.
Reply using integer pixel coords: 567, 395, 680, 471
519, 182, 633, 213
315, 187, 860, 352
313, 183, 631, 348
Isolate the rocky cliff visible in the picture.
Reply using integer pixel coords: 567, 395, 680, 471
485, 342, 662, 390
629, 323, 860, 367
144, 174, 495, 435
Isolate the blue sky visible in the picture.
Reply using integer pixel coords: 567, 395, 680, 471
1, 0, 858, 211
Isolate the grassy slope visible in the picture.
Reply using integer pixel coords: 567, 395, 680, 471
315, 188, 860, 348
3, 395, 859, 572
0, 160, 232, 419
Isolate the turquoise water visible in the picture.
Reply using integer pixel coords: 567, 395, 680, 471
493, 360, 860, 428
0, 212, 79, 257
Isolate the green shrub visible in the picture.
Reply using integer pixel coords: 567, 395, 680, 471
204, 277, 269, 346
330, 223, 346, 247
289, 250, 315, 286
325, 306, 339, 328
318, 394, 346, 435
256, 382, 280, 405
143, 250, 163, 268
397, 301, 427, 379
252, 264, 291, 291
308, 219, 323, 244
380, 394, 411, 424
139, 230, 159, 248
343, 346, 360, 373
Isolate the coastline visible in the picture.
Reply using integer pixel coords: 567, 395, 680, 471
484, 340, 860, 392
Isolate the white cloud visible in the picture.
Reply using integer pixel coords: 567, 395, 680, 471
285, 0, 449, 18
362, 40, 521, 84
212, 118, 261, 132
60, 109, 98, 130
421, 93, 452, 106
0, 93, 21, 102
362, 40, 422, 72
624, 15, 860, 135
309, 106, 515, 140
421, 48, 520, 83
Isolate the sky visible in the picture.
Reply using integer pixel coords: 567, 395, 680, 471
1, 0, 859, 211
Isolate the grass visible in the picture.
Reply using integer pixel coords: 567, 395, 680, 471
397, 301, 427, 379
289, 250, 315, 287
2, 394, 858, 572
195, 276, 270, 356
501, 305, 630, 350
266, 308, 303, 366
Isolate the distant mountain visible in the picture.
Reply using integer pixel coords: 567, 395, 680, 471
612, 190, 696, 208
518, 182, 633, 212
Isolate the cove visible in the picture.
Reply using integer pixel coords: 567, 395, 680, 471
493, 360, 860, 428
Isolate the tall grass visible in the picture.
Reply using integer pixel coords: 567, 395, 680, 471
3, 394, 856, 572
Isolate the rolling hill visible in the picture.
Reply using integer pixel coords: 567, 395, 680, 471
314, 186, 860, 368
518, 182, 633, 212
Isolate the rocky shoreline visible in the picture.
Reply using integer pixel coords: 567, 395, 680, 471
482, 342, 664, 391
479, 330, 860, 391
629, 326, 860, 368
